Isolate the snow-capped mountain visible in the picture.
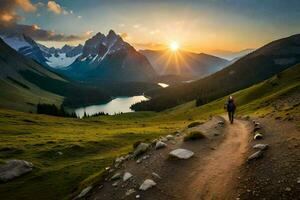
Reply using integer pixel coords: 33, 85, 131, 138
0, 34, 82, 68
64, 30, 157, 82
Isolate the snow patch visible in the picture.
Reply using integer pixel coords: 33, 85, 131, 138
46, 53, 81, 68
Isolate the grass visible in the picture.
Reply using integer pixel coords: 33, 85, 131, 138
187, 121, 204, 128
0, 64, 299, 200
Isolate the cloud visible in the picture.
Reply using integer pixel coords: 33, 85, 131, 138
120, 32, 128, 39
132, 42, 166, 50
0, 23, 88, 42
47, 1, 62, 15
133, 24, 140, 29
0, 0, 37, 24
85, 30, 94, 36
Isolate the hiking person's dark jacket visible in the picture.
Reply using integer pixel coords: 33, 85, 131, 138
227, 99, 236, 112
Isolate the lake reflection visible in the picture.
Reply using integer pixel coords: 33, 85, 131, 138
75, 95, 149, 118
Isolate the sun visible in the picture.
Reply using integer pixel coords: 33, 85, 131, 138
169, 41, 180, 51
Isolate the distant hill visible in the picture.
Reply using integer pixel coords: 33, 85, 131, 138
132, 34, 300, 111
209, 48, 255, 60
63, 30, 157, 82
140, 49, 229, 78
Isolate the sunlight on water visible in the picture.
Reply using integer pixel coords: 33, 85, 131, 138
75, 95, 149, 118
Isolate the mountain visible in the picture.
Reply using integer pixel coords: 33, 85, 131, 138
0, 37, 114, 111
63, 30, 157, 82
209, 48, 255, 60
0, 34, 83, 68
140, 49, 229, 78
132, 34, 300, 111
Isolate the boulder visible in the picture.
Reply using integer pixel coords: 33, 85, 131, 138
110, 172, 121, 180
155, 141, 167, 150
166, 135, 174, 140
139, 179, 156, 191
247, 150, 264, 161
75, 186, 93, 199
218, 121, 225, 125
254, 133, 263, 140
0, 160, 33, 182
133, 143, 150, 157
123, 172, 133, 182
125, 188, 135, 196
253, 144, 269, 150
169, 149, 194, 159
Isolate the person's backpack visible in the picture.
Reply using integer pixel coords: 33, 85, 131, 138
227, 100, 236, 111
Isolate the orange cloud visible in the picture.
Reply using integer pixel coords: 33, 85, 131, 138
16, 0, 37, 12
47, 1, 62, 15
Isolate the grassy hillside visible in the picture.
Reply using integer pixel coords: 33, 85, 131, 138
0, 64, 299, 200
133, 34, 300, 111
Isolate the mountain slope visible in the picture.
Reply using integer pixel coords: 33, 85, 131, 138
0, 34, 83, 68
209, 48, 255, 60
140, 49, 229, 78
64, 30, 157, 82
0, 38, 112, 111
132, 34, 300, 111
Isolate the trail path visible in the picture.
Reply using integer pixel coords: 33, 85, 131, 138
184, 118, 249, 200
89, 117, 251, 200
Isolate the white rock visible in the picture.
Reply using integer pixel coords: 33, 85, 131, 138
123, 172, 133, 182
253, 144, 268, 150
133, 143, 150, 157
254, 133, 263, 140
136, 194, 140, 199
152, 172, 161, 179
112, 182, 119, 187
126, 188, 135, 196
155, 141, 167, 150
111, 172, 121, 180
166, 135, 174, 140
57, 151, 63, 156
139, 179, 156, 191
0, 160, 33, 182
247, 150, 263, 161
160, 137, 168, 143
169, 149, 194, 159
142, 155, 150, 160
75, 186, 93, 199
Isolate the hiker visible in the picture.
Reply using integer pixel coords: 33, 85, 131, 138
224, 96, 236, 124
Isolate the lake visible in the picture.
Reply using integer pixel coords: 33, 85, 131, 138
75, 95, 149, 118
158, 83, 169, 88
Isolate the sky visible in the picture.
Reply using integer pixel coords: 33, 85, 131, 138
1, 0, 300, 53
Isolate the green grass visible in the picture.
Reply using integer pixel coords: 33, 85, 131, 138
0, 64, 299, 200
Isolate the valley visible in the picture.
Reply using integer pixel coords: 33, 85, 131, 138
0, 2, 300, 199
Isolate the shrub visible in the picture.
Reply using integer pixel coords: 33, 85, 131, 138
187, 121, 203, 128
184, 131, 206, 141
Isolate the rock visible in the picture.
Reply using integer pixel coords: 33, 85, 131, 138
247, 150, 264, 161
133, 143, 150, 157
136, 159, 142, 164
254, 122, 260, 127
123, 172, 133, 182
160, 137, 168, 143
142, 155, 150, 160
155, 141, 167, 150
176, 133, 181, 137
254, 133, 263, 140
0, 160, 33, 182
136, 194, 140, 199
75, 186, 93, 199
112, 181, 119, 187
297, 177, 300, 184
57, 151, 63, 156
169, 149, 194, 159
285, 187, 291, 192
152, 172, 161, 179
126, 188, 135, 196
139, 179, 156, 191
253, 127, 261, 132
166, 135, 174, 140
110, 172, 121, 180
218, 121, 224, 125
253, 144, 269, 150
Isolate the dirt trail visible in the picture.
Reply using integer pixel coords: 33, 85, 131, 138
89, 117, 251, 200
185, 119, 249, 200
